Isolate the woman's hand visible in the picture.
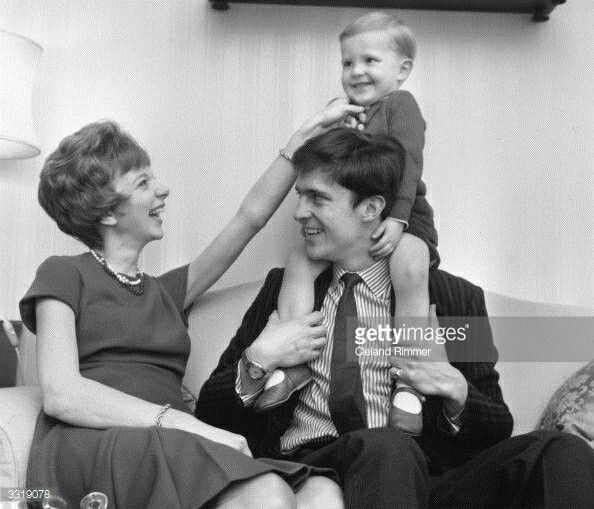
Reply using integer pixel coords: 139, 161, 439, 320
197, 426, 253, 457
326, 97, 366, 130
164, 408, 253, 456
285, 100, 366, 155
313, 97, 366, 130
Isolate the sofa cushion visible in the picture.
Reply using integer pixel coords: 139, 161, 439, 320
0, 387, 42, 487
538, 362, 594, 448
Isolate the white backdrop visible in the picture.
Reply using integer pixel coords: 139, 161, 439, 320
0, 0, 592, 319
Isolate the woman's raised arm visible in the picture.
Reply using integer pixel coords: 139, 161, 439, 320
183, 101, 364, 308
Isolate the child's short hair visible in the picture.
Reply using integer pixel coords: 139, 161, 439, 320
292, 128, 404, 220
340, 11, 416, 60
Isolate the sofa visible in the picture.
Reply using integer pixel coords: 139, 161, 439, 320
1, 277, 590, 501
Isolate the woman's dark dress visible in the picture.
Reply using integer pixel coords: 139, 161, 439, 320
20, 253, 327, 508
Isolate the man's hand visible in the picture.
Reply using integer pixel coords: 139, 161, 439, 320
248, 311, 328, 372
389, 305, 468, 418
370, 218, 404, 260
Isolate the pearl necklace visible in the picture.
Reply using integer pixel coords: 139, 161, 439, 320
90, 249, 145, 295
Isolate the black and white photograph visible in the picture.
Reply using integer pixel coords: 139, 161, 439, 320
1, 1, 592, 507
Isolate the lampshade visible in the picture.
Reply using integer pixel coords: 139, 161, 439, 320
0, 29, 43, 159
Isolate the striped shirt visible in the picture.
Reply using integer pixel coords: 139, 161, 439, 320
280, 259, 393, 453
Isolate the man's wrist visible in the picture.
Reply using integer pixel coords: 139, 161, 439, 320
245, 345, 277, 373
443, 373, 468, 419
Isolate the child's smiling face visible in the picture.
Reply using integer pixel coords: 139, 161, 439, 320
341, 30, 411, 107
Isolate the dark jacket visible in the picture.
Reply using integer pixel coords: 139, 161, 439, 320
196, 267, 513, 474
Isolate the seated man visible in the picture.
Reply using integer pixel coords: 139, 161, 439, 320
196, 128, 594, 509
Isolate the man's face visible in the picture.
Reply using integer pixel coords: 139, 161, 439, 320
294, 168, 369, 267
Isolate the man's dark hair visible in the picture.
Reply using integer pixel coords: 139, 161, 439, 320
292, 128, 405, 219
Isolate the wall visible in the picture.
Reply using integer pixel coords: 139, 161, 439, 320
0, 0, 592, 319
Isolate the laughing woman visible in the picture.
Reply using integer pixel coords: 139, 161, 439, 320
19, 104, 361, 509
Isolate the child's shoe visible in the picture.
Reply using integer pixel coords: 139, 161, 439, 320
388, 382, 423, 435
254, 365, 312, 412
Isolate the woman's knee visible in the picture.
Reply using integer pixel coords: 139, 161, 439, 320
214, 472, 296, 509
253, 473, 296, 509
296, 475, 344, 509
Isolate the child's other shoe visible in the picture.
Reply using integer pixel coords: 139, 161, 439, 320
388, 383, 423, 436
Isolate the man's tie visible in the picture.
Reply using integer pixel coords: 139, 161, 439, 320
328, 272, 367, 435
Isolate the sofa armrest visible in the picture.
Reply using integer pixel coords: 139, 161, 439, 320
0, 387, 42, 488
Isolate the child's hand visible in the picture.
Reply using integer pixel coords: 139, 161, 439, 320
370, 218, 405, 260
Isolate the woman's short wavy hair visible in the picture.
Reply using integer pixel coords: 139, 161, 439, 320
38, 121, 150, 249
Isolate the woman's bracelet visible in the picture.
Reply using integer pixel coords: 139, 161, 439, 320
279, 147, 293, 163
155, 403, 171, 428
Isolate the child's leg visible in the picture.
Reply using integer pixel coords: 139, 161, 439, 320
254, 244, 328, 412
389, 233, 430, 435
277, 243, 328, 320
391, 233, 430, 320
